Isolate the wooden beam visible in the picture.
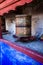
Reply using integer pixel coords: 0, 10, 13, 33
0, 16, 2, 38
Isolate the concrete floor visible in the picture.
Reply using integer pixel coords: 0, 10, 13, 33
2, 33, 43, 55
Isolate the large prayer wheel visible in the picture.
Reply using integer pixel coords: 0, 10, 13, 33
15, 15, 31, 37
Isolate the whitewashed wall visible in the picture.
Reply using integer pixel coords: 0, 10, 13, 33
5, 18, 16, 35
31, 14, 43, 36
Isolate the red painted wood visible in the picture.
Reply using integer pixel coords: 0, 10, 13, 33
0, 39, 43, 63
0, 0, 32, 15
0, 0, 4, 3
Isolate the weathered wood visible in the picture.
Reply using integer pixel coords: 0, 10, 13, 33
0, 16, 2, 38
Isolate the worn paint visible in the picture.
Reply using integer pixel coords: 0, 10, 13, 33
0, 0, 32, 15
0, 40, 43, 65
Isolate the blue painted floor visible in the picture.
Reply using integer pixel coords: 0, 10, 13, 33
0, 41, 43, 65
3, 34, 43, 54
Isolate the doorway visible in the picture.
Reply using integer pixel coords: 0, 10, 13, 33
1, 17, 6, 32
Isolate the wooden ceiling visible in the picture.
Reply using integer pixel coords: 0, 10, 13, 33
0, 0, 5, 4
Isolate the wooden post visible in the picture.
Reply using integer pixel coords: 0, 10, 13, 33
0, 16, 2, 38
